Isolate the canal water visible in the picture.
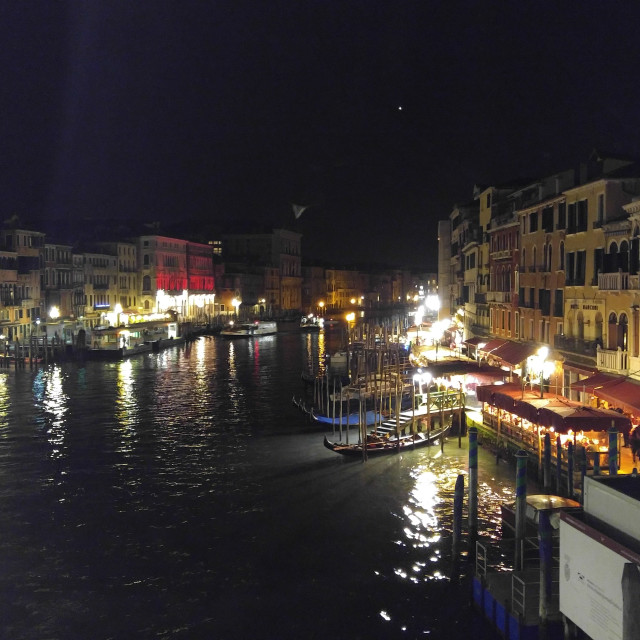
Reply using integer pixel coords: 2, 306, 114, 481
0, 329, 522, 639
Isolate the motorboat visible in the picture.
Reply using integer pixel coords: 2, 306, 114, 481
220, 321, 278, 337
300, 314, 323, 331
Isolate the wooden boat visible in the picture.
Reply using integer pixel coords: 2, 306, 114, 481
311, 408, 383, 427
220, 321, 277, 337
300, 315, 323, 331
323, 425, 449, 457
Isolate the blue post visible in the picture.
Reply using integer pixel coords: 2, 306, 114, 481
543, 433, 551, 493
538, 510, 553, 624
468, 427, 478, 546
567, 441, 574, 499
579, 446, 587, 505
609, 428, 618, 475
555, 435, 562, 495
452, 474, 464, 580
593, 451, 601, 476
515, 450, 528, 571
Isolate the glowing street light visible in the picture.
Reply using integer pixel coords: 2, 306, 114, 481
49, 306, 60, 320
318, 301, 325, 316
231, 298, 241, 318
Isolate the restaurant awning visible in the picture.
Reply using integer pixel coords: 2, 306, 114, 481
537, 404, 631, 435
594, 379, 640, 416
491, 341, 538, 367
568, 372, 624, 394
478, 339, 508, 354
463, 337, 486, 346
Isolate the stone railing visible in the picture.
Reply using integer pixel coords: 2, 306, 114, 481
598, 271, 630, 291
597, 345, 629, 373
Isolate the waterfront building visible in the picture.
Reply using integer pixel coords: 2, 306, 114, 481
301, 265, 326, 314
222, 228, 302, 312
42, 242, 74, 321
558, 157, 640, 388
81, 250, 119, 327
516, 169, 575, 347
436, 220, 451, 321
93, 241, 140, 315
185, 241, 215, 323
0, 227, 44, 340
325, 267, 361, 310
448, 199, 479, 321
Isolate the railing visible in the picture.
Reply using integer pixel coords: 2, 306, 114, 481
597, 345, 629, 372
553, 334, 599, 357
598, 271, 630, 290
490, 249, 513, 260
487, 291, 511, 303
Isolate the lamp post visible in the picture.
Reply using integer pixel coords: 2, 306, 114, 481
537, 346, 549, 398
231, 298, 241, 321
318, 301, 324, 316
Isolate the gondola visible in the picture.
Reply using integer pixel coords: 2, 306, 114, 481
323, 425, 449, 457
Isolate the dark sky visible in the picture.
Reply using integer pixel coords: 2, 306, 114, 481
1, 2, 639, 270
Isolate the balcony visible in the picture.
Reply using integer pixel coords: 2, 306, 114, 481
598, 271, 635, 291
597, 345, 629, 374
490, 249, 513, 260
554, 334, 599, 358
486, 291, 511, 303
474, 292, 486, 304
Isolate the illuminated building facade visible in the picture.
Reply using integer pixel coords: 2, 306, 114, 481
81, 250, 119, 327
0, 228, 44, 340
42, 242, 74, 320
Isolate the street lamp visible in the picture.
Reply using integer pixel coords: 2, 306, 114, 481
318, 301, 325, 316
231, 298, 241, 319
537, 346, 549, 398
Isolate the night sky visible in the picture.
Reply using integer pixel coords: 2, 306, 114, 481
2, 2, 639, 270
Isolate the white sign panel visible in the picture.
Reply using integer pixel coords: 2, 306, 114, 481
560, 518, 632, 640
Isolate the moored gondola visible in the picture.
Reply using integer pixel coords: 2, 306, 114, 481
323, 425, 449, 457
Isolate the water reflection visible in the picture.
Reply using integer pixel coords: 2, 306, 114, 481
32, 367, 69, 459
115, 359, 137, 455
0, 374, 10, 433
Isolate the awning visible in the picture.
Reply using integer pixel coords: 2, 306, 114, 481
463, 337, 486, 346
569, 372, 624, 394
537, 404, 631, 435
594, 379, 640, 416
478, 339, 508, 353
491, 341, 538, 367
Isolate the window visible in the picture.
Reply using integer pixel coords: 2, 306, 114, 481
597, 193, 604, 223
529, 212, 538, 233
542, 207, 554, 232
577, 200, 588, 231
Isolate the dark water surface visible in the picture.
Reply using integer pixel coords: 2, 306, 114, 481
0, 330, 516, 639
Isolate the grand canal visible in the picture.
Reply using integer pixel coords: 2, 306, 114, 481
0, 328, 518, 639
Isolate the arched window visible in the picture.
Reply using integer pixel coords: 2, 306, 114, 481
543, 244, 548, 271
559, 242, 565, 270
620, 240, 630, 272
143, 275, 151, 291
608, 312, 618, 350
619, 313, 629, 350
548, 245, 553, 271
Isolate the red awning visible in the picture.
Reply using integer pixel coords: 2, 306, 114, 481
478, 339, 507, 353
463, 337, 485, 346
568, 372, 624, 394
492, 341, 538, 367
594, 379, 640, 416
537, 404, 631, 435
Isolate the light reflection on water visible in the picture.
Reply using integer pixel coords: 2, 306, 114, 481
0, 331, 513, 639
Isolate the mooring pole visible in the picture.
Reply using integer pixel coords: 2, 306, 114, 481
468, 427, 478, 548
451, 473, 464, 581
514, 450, 528, 572
543, 432, 551, 494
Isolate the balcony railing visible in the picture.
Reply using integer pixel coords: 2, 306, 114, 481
597, 270, 640, 291
486, 291, 511, 303
490, 249, 513, 260
597, 345, 629, 373
554, 334, 600, 358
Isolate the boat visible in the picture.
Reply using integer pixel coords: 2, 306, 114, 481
323, 425, 449, 457
311, 408, 383, 427
220, 321, 278, 337
500, 494, 582, 537
300, 314, 323, 331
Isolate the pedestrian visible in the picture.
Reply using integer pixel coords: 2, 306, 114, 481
630, 426, 640, 464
